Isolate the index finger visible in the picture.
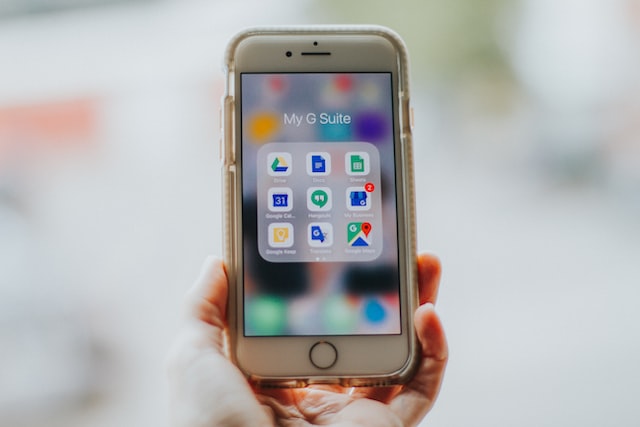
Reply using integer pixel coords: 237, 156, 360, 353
341, 252, 443, 403
417, 253, 442, 305
389, 304, 448, 425
418, 253, 442, 305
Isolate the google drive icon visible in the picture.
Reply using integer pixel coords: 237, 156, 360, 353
267, 152, 292, 176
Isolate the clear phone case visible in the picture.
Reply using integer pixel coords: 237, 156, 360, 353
221, 25, 418, 387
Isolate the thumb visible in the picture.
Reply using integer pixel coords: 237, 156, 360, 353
185, 256, 228, 331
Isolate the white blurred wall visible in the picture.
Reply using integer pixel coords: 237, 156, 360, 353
0, 1, 638, 426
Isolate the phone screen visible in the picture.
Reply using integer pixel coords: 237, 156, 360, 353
241, 73, 400, 337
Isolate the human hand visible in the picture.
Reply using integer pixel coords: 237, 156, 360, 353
167, 254, 448, 426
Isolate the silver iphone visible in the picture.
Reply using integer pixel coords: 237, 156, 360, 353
222, 26, 418, 387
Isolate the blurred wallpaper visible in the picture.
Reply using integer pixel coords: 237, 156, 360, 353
0, 1, 639, 426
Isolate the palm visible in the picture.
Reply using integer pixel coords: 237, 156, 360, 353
168, 254, 447, 427
257, 387, 404, 426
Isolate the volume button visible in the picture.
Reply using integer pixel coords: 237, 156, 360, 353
218, 106, 223, 160
223, 96, 235, 164
401, 96, 411, 131
410, 106, 415, 130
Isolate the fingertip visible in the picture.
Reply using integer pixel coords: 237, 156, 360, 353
417, 253, 442, 305
417, 253, 441, 282
416, 301, 435, 314
414, 303, 448, 362
413, 302, 435, 335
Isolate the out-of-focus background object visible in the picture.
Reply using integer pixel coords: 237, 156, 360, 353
1, 1, 638, 426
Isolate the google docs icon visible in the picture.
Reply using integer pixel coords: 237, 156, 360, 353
312, 155, 326, 172
306, 152, 331, 175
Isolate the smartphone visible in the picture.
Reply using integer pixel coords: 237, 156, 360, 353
221, 26, 418, 387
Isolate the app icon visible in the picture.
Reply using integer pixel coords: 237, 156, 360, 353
346, 186, 371, 211
248, 112, 279, 143
347, 222, 372, 247
307, 187, 332, 211
267, 152, 292, 176
345, 152, 370, 175
306, 152, 331, 175
245, 296, 287, 336
308, 222, 333, 247
268, 187, 293, 212
268, 223, 294, 247
322, 295, 358, 334
363, 298, 387, 324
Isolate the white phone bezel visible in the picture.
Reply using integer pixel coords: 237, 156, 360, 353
222, 26, 418, 387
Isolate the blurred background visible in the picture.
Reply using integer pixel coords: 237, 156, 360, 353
1, 0, 639, 426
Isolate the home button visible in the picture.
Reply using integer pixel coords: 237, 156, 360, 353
309, 341, 338, 369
